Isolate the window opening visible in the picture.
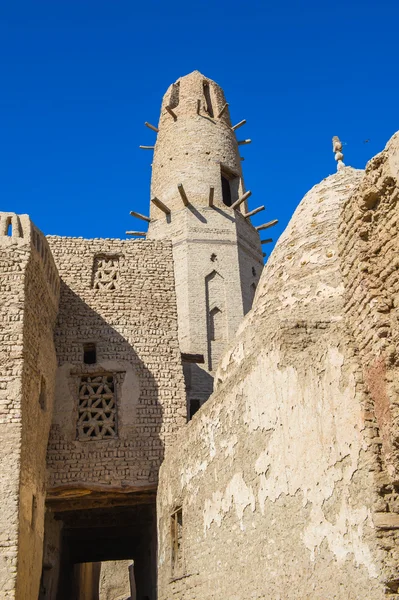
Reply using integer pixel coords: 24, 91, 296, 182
31, 494, 37, 528
221, 175, 232, 207
39, 376, 46, 411
171, 508, 183, 577
77, 374, 117, 440
83, 343, 97, 365
93, 255, 120, 290
6, 219, 12, 236
220, 165, 240, 208
203, 81, 213, 117
169, 82, 180, 109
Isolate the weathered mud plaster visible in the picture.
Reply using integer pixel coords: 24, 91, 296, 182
157, 166, 396, 599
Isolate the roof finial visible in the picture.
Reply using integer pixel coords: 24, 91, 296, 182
332, 136, 345, 171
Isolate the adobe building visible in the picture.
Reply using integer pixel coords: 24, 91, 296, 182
0, 71, 399, 599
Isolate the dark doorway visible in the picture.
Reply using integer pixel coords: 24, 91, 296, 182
45, 502, 156, 600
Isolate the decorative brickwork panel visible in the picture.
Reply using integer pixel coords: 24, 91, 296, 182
77, 375, 117, 440
93, 255, 119, 290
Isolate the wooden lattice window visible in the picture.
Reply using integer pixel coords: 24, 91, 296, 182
93, 255, 120, 290
77, 375, 117, 440
171, 507, 183, 577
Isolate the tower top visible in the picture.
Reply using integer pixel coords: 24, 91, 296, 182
148, 70, 247, 218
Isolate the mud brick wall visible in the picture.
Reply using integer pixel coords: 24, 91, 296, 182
0, 213, 59, 599
339, 132, 399, 593
46, 237, 186, 490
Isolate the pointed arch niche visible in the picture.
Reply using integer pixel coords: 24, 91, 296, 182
205, 270, 227, 371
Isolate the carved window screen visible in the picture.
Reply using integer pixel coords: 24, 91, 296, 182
77, 375, 117, 440
93, 256, 120, 290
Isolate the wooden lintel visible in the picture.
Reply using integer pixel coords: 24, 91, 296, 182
232, 119, 246, 131
151, 197, 171, 215
139, 145, 155, 150
217, 103, 229, 118
209, 186, 214, 207
165, 105, 177, 120
231, 190, 252, 210
237, 139, 252, 146
373, 513, 399, 529
178, 183, 189, 206
126, 231, 147, 237
260, 238, 273, 244
181, 353, 205, 364
244, 205, 265, 218
130, 210, 151, 223
144, 122, 159, 133
256, 219, 278, 231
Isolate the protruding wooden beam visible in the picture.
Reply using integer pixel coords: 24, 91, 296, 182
217, 103, 229, 118
240, 157, 245, 161
256, 219, 278, 231
243, 205, 265, 218
144, 122, 158, 133
130, 211, 151, 223
126, 231, 147, 237
165, 105, 177, 120
181, 353, 205, 364
260, 238, 273, 244
231, 190, 252, 210
232, 119, 246, 131
151, 197, 171, 215
178, 183, 189, 206
139, 145, 155, 150
238, 139, 252, 146
263, 252, 267, 258
209, 186, 214, 207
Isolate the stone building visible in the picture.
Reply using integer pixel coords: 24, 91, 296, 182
1, 71, 399, 599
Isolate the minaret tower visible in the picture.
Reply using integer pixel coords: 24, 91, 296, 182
137, 71, 272, 415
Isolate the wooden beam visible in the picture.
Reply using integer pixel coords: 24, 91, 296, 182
151, 197, 171, 215
244, 205, 265, 218
139, 145, 155, 150
144, 122, 158, 133
231, 190, 252, 210
126, 231, 147, 237
130, 211, 151, 223
165, 105, 177, 120
260, 238, 273, 244
240, 157, 245, 161
181, 353, 205, 364
178, 183, 189, 206
209, 186, 214, 207
263, 252, 267, 258
256, 219, 278, 231
238, 139, 252, 146
232, 119, 246, 131
217, 103, 229, 118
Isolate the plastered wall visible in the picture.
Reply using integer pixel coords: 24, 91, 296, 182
46, 237, 186, 491
157, 168, 395, 599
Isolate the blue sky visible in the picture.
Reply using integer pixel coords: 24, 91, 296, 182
1, 0, 398, 255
